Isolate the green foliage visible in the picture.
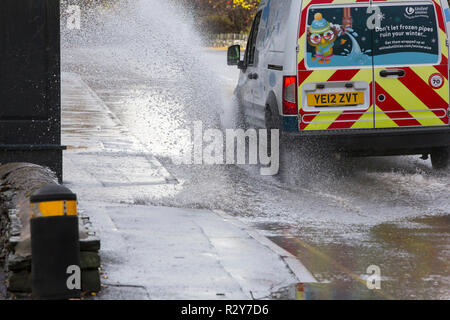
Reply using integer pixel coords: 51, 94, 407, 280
202, 15, 237, 34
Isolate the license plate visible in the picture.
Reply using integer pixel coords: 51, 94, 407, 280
307, 92, 364, 107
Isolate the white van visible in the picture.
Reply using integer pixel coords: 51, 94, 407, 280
227, 0, 450, 169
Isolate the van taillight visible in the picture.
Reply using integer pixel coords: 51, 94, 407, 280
283, 76, 297, 115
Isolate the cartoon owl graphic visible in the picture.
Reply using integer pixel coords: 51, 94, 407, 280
307, 13, 346, 64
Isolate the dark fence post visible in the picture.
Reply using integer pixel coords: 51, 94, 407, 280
0, 0, 65, 182
30, 184, 81, 300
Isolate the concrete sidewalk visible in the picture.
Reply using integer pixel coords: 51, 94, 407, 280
61, 72, 316, 299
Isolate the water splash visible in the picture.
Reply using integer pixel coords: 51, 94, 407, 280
62, 0, 230, 159
343, 32, 371, 65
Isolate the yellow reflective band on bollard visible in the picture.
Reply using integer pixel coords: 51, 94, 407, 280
296, 283, 305, 300
30, 200, 77, 218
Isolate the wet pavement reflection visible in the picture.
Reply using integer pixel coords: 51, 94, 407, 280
267, 282, 385, 300
267, 214, 450, 299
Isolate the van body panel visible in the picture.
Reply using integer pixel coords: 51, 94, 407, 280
233, 0, 450, 156
239, 9, 264, 124
298, 0, 374, 131
372, 0, 449, 128
297, 0, 450, 131
252, 0, 298, 127
285, 126, 450, 156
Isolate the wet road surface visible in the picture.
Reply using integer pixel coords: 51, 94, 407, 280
62, 46, 450, 300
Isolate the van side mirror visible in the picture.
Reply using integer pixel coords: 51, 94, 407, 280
227, 45, 241, 66
237, 60, 246, 70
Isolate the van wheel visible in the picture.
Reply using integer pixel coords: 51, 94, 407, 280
231, 89, 247, 129
431, 147, 449, 170
264, 105, 278, 156
236, 97, 247, 129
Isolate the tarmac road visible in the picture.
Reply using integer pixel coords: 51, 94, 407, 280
0, 0, 445, 300
62, 46, 449, 299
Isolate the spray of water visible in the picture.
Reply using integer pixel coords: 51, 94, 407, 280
60, 1, 450, 241
62, 0, 233, 160
61, 0, 251, 213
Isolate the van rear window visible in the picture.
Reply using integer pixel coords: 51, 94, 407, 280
304, 2, 440, 68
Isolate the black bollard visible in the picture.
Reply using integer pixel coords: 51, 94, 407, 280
30, 184, 81, 300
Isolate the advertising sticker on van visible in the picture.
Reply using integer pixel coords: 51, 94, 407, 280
373, 3, 439, 66
306, 5, 373, 68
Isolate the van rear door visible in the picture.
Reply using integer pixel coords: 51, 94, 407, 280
298, 1, 374, 131
372, 0, 449, 128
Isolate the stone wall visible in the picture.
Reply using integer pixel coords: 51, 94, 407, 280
0, 163, 101, 297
